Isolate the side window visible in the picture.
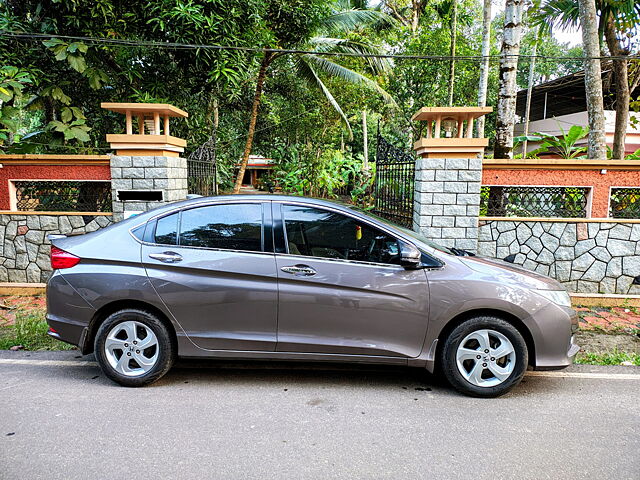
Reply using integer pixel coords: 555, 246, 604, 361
179, 203, 263, 252
155, 213, 178, 245
282, 205, 401, 265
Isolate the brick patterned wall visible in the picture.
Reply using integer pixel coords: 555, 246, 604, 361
413, 156, 482, 252
110, 155, 188, 221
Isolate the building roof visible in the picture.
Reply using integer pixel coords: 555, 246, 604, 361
515, 60, 640, 121
101, 103, 188, 118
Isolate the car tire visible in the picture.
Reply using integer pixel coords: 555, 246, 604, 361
94, 309, 175, 387
440, 316, 528, 398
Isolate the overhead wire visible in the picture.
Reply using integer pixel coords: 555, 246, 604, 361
2, 32, 639, 62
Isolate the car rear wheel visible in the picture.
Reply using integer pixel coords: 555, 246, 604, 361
440, 316, 528, 398
94, 309, 175, 387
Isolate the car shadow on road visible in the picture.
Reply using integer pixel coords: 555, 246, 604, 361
163, 358, 451, 391
38, 352, 559, 398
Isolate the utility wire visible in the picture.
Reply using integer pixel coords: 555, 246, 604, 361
2, 32, 639, 62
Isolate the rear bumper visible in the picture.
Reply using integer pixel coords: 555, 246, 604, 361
46, 314, 88, 348
46, 271, 96, 352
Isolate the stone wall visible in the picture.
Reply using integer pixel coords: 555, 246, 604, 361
413, 156, 482, 253
478, 219, 640, 294
0, 213, 113, 283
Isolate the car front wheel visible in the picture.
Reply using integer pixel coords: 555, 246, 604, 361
94, 309, 175, 387
440, 316, 528, 398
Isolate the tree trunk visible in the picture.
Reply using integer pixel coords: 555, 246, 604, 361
362, 110, 369, 169
604, 15, 629, 159
447, 0, 457, 107
578, 0, 607, 159
410, 0, 422, 34
494, 0, 524, 159
522, 27, 539, 157
476, 0, 492, 137
212, 97, 219, 194
233, 52, 273, 194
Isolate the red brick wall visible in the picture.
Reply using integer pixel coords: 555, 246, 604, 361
0, 163, 111, 210
482, 168, 640, 218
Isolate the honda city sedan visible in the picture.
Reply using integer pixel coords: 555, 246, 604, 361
46, 195, 579, 397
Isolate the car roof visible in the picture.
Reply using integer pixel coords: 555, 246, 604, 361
120, 194, 357, 226
175, 194, 356, 212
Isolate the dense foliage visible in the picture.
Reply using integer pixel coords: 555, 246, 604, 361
0, 0, 584, 194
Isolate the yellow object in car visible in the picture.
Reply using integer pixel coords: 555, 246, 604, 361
356, 225, 362, 240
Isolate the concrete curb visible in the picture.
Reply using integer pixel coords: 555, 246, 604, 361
0, 282, 46, 295
570, 293, 640, 307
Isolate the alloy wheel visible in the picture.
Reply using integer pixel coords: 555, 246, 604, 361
455, 329, 516, 387
104, 321, 159, 377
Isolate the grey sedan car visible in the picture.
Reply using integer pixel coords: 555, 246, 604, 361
46, 195, 579, 397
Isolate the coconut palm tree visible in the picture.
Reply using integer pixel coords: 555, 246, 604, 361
533, 0, 640, 159
233, 3, 396, 193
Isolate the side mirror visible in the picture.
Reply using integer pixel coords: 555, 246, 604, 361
399, 241, 421, 269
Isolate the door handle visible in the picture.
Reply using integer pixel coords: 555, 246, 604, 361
281, 264, 317, 276
148, 251, 183, 263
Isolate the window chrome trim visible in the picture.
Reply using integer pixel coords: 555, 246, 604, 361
127, 197, 444, 267
274, 252, 405, 270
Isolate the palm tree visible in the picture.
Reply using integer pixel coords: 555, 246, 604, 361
577, 0, 607, 159
534, 0, 640, 159
233, 4, 396, 193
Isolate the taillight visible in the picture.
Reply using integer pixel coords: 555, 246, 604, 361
50, 246, 80, 269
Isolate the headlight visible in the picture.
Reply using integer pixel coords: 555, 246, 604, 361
535, 289, 572, 308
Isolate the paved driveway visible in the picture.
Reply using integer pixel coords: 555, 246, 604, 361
1, 350, 639, 480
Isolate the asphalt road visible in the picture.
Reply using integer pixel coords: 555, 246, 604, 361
1, 351, 639, 480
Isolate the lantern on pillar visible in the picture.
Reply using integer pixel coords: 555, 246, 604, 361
411, 107, 492, 158
101, 103, 188, 157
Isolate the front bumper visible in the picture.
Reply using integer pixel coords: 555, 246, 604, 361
530, 304, 580, 370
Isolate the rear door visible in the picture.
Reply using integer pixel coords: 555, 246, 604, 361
274, 202, 430, 358
142, 200, 278, 351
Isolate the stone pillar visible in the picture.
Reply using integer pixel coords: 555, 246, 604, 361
110, 155, 188, 222
101, 102, 190, 221
414, 156, 482, 252
411, 106, 492, 253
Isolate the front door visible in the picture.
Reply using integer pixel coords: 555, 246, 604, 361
274, 202, 430, 358
142, 201, 278, 351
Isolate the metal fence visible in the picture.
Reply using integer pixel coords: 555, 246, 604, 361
372, 134, 415, 228
14, 181, 112, 212
480, 186, 590, 218
187, 137, 218, 196
610, 187, 640, 219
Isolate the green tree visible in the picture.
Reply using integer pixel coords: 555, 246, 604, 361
232, 0, 396, 193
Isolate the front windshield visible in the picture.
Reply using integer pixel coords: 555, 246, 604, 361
346, 205, 454, 255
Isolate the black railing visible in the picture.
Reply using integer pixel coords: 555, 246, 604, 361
610, 188, 640, 219
480, 186, 589, 218
373, 134, 415, 228
187, 137, 217, 196
14, 181, 112, 212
